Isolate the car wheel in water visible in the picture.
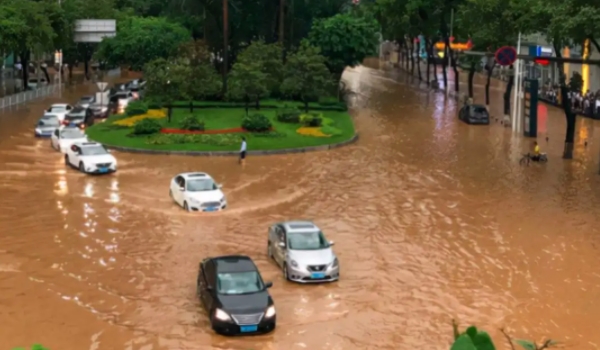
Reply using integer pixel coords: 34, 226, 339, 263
267, 242, 273, 259
79, 162, 85, 172
283, 263, 290, 281
184, 201, 189, 211
64, 155, 69, 166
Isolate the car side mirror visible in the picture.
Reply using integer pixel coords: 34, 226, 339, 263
329, 240, 335, 246
179, 187, 185, 191
264, 282, 273, 289
277, 242, 285, 248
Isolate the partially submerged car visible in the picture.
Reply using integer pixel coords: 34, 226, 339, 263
197, 255, 276, 335
267, 221, 339, 283
34, 115, 60, 137
458, 104, 490, 125
169, 172, 227, 212
65, 142, 117, 174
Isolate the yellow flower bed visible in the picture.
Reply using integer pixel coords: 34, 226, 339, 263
113, 109, 166, 127
296, 127, 331, 137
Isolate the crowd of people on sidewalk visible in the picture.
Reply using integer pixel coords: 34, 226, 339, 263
540, 82, 600, 118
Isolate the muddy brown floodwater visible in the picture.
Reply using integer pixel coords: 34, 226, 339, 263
2, 61, 600, 350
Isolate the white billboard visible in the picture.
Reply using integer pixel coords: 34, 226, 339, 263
74, 19, 116, 43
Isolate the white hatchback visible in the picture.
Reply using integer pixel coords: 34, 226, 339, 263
50, 126, 88, 153
65, 142, 117, 174
46, 103, 74, 122
169, 172, 227, 212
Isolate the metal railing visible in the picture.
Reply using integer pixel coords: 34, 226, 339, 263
0, 84, 63, 109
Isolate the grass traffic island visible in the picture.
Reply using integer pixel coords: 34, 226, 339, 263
86, 99, 357, 154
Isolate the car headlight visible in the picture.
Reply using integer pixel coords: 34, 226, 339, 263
214, 308, 231, 321
265, 305, 276, 318
290, 260, 298, 268
332, 257, 339, 267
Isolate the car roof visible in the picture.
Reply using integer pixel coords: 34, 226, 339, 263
74, 141, 101, 147
210, 255, 257, 273
280, 221, 320, 232
178, 172, 213, 180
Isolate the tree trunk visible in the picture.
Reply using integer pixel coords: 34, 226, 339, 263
430, 40, 438, 86
304, 99, 308, 112
404, 39, 409, 70
189, 101, 194, 113
554, 45, 576, 159
168, 106, 172, 123
409, 37, 415, 75
503, 70, 513, 115
452, 50, 459, 93
41, 66, 50, 83
485, 61, 495, 107
441, 35, 449, 90
468, 60, 475, 99
84, 60, 89, 80
426, 37, 431, 85
255, 98, 260, 110
416, 39, 422, 81
20, 51, 30, 90
244, 94, 249, 115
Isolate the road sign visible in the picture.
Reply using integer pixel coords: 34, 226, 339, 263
495, 46, 517, 66
96, 82, 108, 91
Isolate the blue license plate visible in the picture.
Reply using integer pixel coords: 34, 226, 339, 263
240, 325, 258, 333
311, 272, 325, 279
98, 167, 108, 173
203, 207, 218, 212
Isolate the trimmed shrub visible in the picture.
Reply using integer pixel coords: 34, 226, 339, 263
242, 113, 272, 132
318, 97, 339, 106
300, 112, 323, 127
125, 101, 149, 116
276, 108, 301, 123
132, 118, 162, 135
180, 115, 205, 131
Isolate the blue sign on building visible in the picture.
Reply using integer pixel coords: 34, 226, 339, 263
529, 45, 553, 57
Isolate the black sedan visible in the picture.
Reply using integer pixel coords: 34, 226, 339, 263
458, 104, 490, 125
197, 255, 276, 335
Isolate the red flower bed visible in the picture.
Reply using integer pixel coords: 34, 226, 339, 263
161, 127, 273, 134
161, 127, 244, 134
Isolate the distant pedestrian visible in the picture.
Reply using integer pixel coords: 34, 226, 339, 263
239, 137, 247, 165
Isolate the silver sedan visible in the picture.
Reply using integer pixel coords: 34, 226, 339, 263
267, 221, 340, 283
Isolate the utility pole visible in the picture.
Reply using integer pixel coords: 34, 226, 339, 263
222, 0, 228, 95
511, 32, 522, 132
58, 0, 62, 91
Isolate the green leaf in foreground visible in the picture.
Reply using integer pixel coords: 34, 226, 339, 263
515, 339, 536, 350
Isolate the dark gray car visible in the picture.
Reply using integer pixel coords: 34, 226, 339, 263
458, 104, 490, 125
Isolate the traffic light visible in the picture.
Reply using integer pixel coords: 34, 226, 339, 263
534, 58, 550, 66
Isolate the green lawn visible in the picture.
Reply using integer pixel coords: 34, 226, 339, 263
86, 106, 356, 152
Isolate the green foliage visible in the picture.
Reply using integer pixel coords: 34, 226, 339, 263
276, 108, 302, 123
143, 58, 190, 104
321, 125, 343, 136
235, 40, 284, 94
179, 41, 222, 100
241, 114, 272, 132
146, 99, 163, 109
11, 345, 48, 350
95, 16, 191, 70
281, 42, 332, 108
147, 133, 241, 146
449, 325, 495, 350
132, 118, 162, 135
300, 113, 323, 127
180, 115, 205, 131
227, 61, 270, 108
569, 72, 583, 92
308, 13, 380, 78
125, 101, 149, 116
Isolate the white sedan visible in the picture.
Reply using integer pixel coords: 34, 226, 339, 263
46, 103, 73, 122
51, 126, 88, 153
169, 172, 227, 212
65, 142, 117, 174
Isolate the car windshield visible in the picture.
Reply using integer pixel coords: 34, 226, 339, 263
287, 231, 330, 250
81, 146, 108, 156
217, 271, 264, 295
65, 114, 84, 120
186, 179, 217, 191
60, 129, 85, 139
38, 117, 59, 126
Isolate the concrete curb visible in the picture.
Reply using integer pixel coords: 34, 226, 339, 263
100, 133, 359, 157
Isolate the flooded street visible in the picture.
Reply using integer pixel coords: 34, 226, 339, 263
2, 61, 600, 350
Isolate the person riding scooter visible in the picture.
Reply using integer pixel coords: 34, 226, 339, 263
531, 141, 541, 161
